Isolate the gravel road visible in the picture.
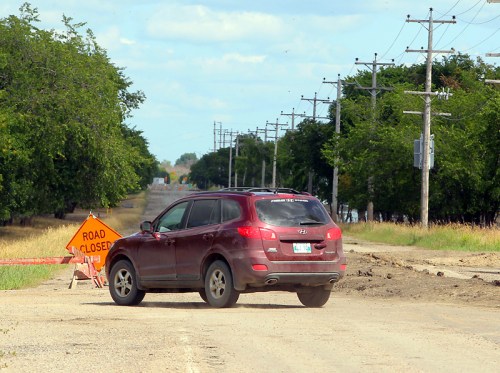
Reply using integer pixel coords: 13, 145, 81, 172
0, 190, 498, 372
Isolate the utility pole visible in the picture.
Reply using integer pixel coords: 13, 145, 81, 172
234, 133, 239, 187
254, 127, 267, 187
266, 119, 288, 188
301, 93, 333, 193
213, 121, 217, 152
248, 127, 268, 187
300, 108, 332, 194
219, 124, 225, 149
405, 8, 456, 228
228, 130, 234, 188
323, 74, 344, 222
280, 108, 306, 131
485, 54, 500, 84
355, 53, 395, 222
301, 92, 332, 120
213, 121, 222, 152
264, 122, 276, 188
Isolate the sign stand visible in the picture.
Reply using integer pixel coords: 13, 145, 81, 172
67, 247, 105, 289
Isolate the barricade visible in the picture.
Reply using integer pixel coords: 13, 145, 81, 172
0, 247, 104, 289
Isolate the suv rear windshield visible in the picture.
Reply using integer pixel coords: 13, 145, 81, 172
255, 198, 331, 227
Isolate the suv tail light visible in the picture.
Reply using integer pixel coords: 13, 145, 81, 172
238, 226, 277, 240
326, 227, 342, 240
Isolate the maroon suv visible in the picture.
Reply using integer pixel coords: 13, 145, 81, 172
105, 188, 346, 308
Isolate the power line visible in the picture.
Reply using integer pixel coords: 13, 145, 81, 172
380, 20, 407, 60
280, 108, 306, 131
300, 92, 333, 120
462, 27, 500, 52
440, 0, 485, 48
438, 0, 463, 18
454, 0, 483, 16
456, 14, 499, 24
434, 22, 451, 49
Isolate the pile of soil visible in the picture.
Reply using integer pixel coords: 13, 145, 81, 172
335, 243, 500, 308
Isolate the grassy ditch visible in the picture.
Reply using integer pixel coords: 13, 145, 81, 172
0, 192, 146, 290
340, 222, 500, 252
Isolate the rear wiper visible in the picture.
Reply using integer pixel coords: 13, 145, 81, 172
299, 221, 322, 226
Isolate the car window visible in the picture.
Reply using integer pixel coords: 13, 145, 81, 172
255, 198, 330, 227
208, 200, 221, 225
187, 199, 218, 228
222, 199, 241, 222
156, 201, 190, 232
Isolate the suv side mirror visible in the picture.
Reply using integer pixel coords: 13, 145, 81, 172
140, 221, 153, 233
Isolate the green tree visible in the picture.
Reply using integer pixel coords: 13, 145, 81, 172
323, 54, 499, 224
0, 4, 154, 221
278, 119, 334, 202
234, 133, 270, 187
189, 149, 229, 189
175, 152, 198, 167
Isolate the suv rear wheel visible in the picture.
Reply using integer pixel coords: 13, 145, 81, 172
109, 260, 146, 306
204, 260, 239, 308
297, 287, 331, 307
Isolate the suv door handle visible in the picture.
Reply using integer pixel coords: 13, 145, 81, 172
203, 233, 214, 241
166, 238, 175, 246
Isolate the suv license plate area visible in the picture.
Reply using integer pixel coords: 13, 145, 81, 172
293, 243, 312, 253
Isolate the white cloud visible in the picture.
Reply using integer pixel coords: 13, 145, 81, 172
120, 37, 136, 46
147, 4, 285, 42
222, 53, 266, 64
96, 26, 138, 51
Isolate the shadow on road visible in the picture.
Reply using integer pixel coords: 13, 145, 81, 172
85, 301, 304, 310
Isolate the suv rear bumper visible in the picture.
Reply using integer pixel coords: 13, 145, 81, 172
263, 272, 341, 286
231, 257, 346, 291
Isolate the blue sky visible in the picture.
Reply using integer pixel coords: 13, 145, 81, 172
1, 1, 498, 163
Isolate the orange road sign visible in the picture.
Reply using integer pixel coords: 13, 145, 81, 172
66, 213, 122, 271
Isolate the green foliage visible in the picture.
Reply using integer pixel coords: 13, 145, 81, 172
341, 222, 500, 252
278, 119, 334, 201
323, 54, 499, 225
175, 152, 198, 167
0, 5, 156, 221
190, 149, 230, 189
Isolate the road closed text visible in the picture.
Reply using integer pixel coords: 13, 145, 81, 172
80, 229, 112, 254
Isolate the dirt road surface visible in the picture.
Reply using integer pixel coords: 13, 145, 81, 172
1, 190, 499, 372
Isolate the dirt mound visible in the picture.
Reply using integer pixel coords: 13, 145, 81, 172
424, 252, 500, 267
335, 251, 500, 308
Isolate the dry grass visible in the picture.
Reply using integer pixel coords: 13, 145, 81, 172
340, 222, 500, 252
0, 192, 147, 289
101, 192, 147, 233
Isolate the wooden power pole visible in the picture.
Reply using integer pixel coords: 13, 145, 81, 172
355, 53, 394, 221
405, 8, 456, 228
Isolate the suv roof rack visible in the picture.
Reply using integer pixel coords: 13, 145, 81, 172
219, 187, 310, 195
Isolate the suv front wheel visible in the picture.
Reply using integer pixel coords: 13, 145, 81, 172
109, 260, 146, 306
204, 260, 239, 308
297, 287, 331, 307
